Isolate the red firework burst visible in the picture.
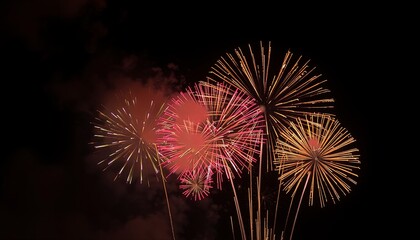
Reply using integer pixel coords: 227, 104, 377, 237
156, 81, 265, 189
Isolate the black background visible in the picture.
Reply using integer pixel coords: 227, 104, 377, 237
1, 1, 412, 239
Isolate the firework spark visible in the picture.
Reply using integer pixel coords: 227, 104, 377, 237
179, 167, 214, 201
157, 119, 216, 176
274, 113, 360, 208
90, 81, 168, 184
208, 41, 335, 170
156, 80, 265, 189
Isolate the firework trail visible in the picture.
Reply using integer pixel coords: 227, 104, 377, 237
156, 80, 265, 189
208, 41, 335, 171
90, 81, 168, 184
157, 80, 265, 240
274, 113, 360, 240
90, 80, 179, 240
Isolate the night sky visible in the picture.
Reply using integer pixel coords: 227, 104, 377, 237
1, 1, 408, 239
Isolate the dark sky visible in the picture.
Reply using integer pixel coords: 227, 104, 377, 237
1, 1, 410, 239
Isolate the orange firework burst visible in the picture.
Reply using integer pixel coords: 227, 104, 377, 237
208, 41, 335, 170
273, 113, 360, 240
90, 81, 168, 184
274, 113, 360, 207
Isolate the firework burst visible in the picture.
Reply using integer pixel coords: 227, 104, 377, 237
156, 80, 265, 189
274, 113, 361, 208
179, 167, 214, 201
208, 41, 335, 170
157, 118, 216, 176
90, 81, 168, 184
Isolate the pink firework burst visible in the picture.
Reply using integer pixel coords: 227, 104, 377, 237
157, 119, 216, 176
157, 81, 265, 189
179, 167, 214, 201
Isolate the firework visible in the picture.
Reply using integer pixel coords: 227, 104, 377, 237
179, 167, 214, 201
156, 80, 265, 189
90, 81, 168, 184
274, 113, 360, 208
208, 41, 335, 170
171, 92, 208, 125
157, 118, 216, 176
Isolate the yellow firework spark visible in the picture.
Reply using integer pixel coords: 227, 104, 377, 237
207, 41, 335, 170
274, 113, 360, 208
90, 83, 167, 184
